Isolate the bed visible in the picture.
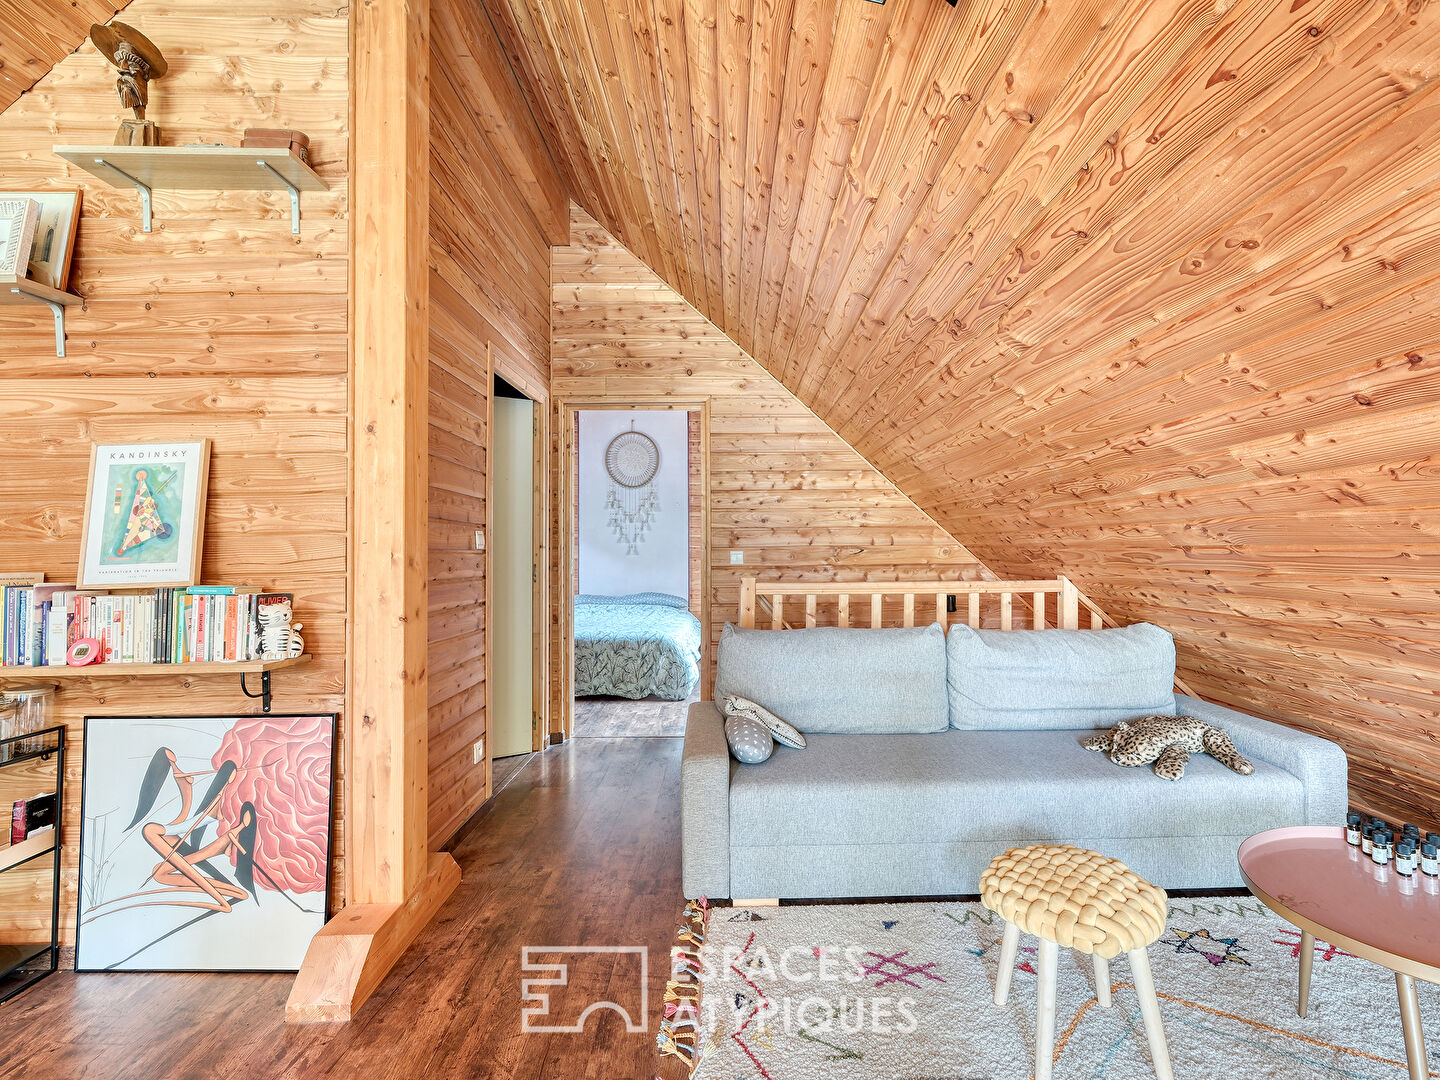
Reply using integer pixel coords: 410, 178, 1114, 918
573, 592, 702, 700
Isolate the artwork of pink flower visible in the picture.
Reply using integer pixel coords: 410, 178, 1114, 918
212, 715, 333, 894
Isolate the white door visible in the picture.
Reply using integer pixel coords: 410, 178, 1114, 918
492, 395, 534, 758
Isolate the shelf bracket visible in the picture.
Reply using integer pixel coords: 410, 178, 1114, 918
257, 160, 303, 234
6, 288, 66, 357
240, 669, 273, 714
91, 157, 153, 232
43, 297, 66, 357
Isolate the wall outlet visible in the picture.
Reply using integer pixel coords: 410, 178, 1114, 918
474, 529, 485, 551
473, 738, 485, 765
729, 550, 744, 565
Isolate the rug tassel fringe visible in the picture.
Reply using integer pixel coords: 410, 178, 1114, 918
657, 897, 712, 1075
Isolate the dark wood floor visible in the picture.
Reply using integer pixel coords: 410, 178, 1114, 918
0, 738, 691, 1080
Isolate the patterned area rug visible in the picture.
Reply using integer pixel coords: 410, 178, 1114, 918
685, 898, 1439, 1079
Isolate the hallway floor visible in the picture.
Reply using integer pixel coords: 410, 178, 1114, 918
0, 738, 689, 1080
572, 693, 695, 737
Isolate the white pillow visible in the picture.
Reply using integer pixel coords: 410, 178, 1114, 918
723, 694, 807, 749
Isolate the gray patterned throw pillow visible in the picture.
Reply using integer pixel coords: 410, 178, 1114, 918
723, 695, 807, 750
724, 714, 774, 764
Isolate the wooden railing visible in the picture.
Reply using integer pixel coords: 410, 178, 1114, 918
738, 577, 1105, 632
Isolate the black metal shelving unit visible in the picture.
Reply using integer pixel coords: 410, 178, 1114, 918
0, 725, 65, 1003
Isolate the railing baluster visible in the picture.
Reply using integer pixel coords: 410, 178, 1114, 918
935, 592, 946, 630
871, 593, 883, 627
740, 578, 757, 629
968, 593, 980, 628
1033, 591, 1045, 630
1000, 592, 1013, 630
838, 594, 850, 628
805, 594, 817, 628
902, 594, 915, 628
770, 595, 783, 630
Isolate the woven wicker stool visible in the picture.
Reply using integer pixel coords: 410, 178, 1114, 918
980, 845, 1173, 1080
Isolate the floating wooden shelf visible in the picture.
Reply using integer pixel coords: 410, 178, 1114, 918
53, 145, 329, 234
0, 655, 311, 713
0, 275, 81, 358
0, 833, 54, 874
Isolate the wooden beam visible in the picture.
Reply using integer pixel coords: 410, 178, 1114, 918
285, 854, 461, 1023
288, 0, 457, 1023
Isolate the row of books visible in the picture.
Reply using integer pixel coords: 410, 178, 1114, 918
0, 585, 294, 667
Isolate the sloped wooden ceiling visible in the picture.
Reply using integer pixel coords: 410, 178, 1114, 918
489, 0, 1440, 823
0, 1, 132, 112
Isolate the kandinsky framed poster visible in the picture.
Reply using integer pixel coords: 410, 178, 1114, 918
77, 441, 210, 588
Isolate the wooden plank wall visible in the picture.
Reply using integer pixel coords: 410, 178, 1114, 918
0, 0, 131, 112
426, 0, 561, 848
0, 0, 348, 943
550, 207, 991, 726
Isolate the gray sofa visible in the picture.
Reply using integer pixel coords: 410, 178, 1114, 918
682, 621, 1347, 900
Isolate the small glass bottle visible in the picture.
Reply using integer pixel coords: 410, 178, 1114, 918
1426, 832, 1440, 850
1403, 824, 1421, 843
1421, 842, 1439, 877
1346, 812, 1363, 846
1362, 825, 1375, 855
1372, 830, 1393, 866
1396, 841, 1417, 877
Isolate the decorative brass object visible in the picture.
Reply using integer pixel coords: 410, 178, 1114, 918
90, 22, 169, 147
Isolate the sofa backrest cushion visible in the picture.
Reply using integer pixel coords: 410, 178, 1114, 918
946, 622, 1177, 730
714, 623, 949, 734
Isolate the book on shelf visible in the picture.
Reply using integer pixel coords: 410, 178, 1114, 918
0, 582, 292, 668
10, 791, 56, 846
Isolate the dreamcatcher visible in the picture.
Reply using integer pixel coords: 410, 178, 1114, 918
605, 426, 661, 554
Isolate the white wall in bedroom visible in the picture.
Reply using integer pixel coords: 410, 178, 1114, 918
578, 409, 690, 600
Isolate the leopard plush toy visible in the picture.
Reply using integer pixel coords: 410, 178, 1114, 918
1082, 715, 1254, 781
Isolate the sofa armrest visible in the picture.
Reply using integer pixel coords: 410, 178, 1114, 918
682, 701, 732, 900
1176, 694, 1348, 824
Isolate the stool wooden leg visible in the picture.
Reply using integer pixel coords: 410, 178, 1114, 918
1298, 929, 1314, 1017
995, 920, 1019, 1005
1129, 948, 1174, 1080
1094, 953, 1111, 1008
1035, 938, 1059, 1080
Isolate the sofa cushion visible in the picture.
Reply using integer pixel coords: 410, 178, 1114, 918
723, 694, 807, 749
946, 623, 1176, 730
714, 623, 948, 734
728, 728, 1305, 850
724, 713, 775, 764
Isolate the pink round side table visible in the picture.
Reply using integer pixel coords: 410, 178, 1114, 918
1239, 826, 1439, 1080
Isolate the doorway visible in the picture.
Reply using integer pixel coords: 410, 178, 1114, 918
490, 374, 547, 782
557, 400, 710, 740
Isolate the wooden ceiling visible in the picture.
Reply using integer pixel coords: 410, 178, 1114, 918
491, 0, 1440, 823
0, 1, 130, 112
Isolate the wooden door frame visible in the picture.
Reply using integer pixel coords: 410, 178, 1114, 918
555, 397, 712, 740
493, 360, 551, 757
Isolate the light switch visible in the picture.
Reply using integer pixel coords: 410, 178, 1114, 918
473, 738, 485, 765
474, 529, 485, 551
729, 550, 744, 565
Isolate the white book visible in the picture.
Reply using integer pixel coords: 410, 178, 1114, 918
45, 591, 70, 665
0, 198, 39, 278
123, 595, 135, 662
